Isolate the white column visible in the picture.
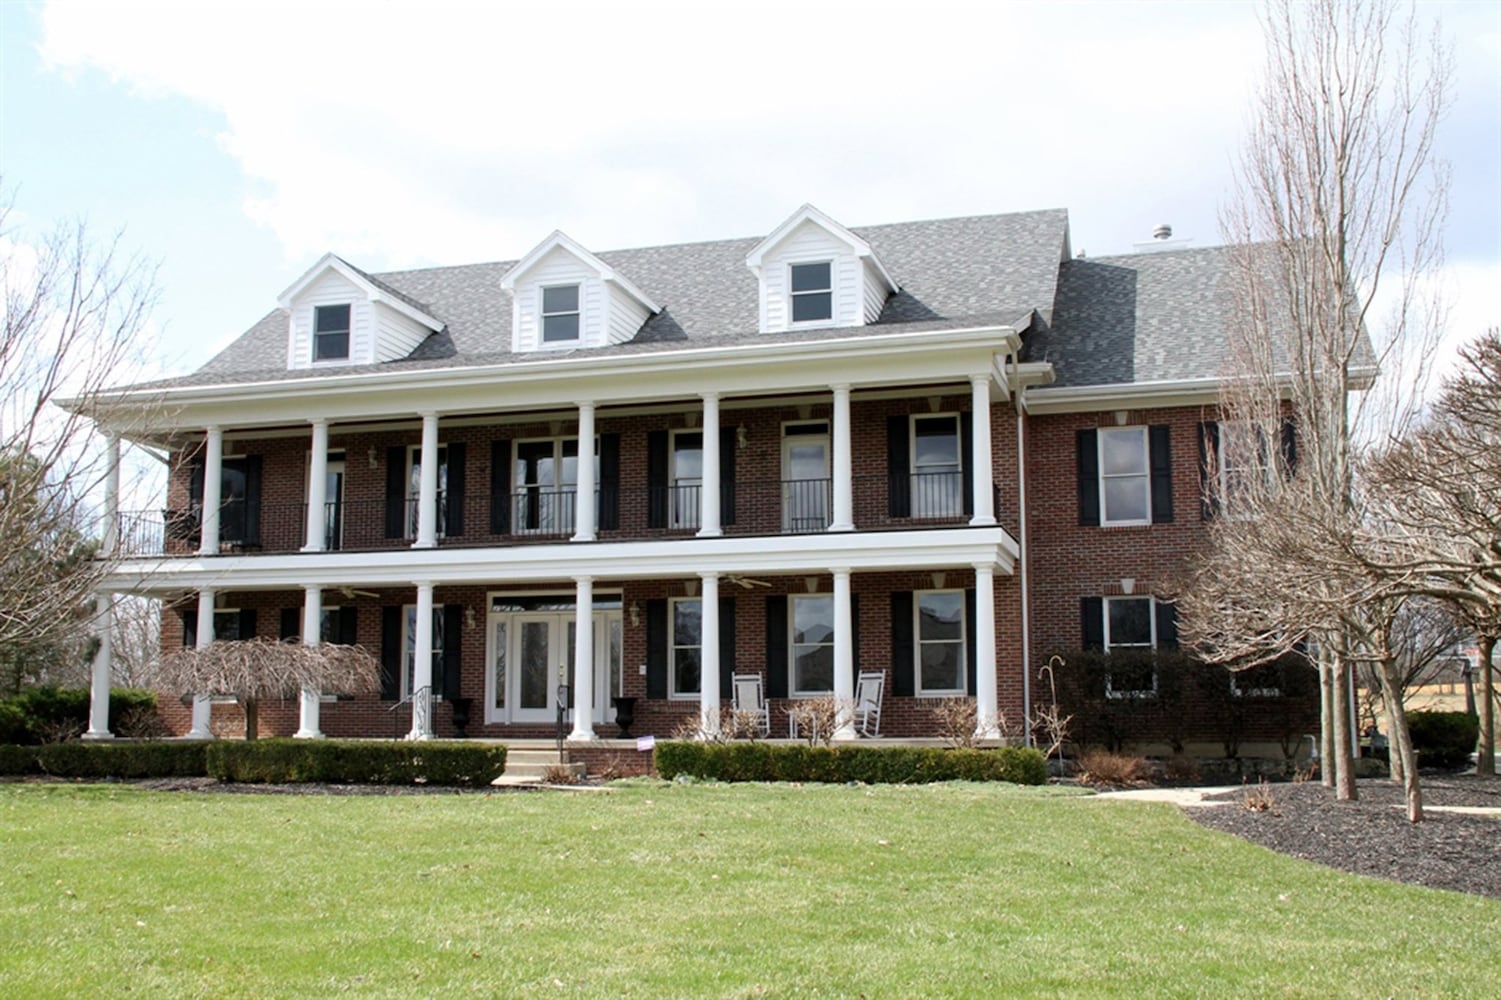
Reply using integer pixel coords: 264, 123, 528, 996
296, 585, 324, 739
699, 572, 721, 736
698, 393, 722, 537
568, 576, 597, 741
84, 592, 114, 739
969, 375, 996, 526
101, 433, 121, 556
415, 412, 440, 549
407, 582, 435, 739
572, 402, 597, 542
973, 564, 1000, 740
831, 568, 857, 741
303, 419, 329, 552
189, 588, 216, 738
830, 383, 854, 531
198, 425, 223, 555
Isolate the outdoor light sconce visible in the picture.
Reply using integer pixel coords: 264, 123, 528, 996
736, 424, 748, 450
367, 447, 379, 469
629, 602, 641, 628
464, 607, 476, 631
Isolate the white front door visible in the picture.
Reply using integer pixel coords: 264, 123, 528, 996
486, 609, 622, 725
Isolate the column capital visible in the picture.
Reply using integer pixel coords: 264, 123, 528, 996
205, 423, 223, 436
829, 382, 851, 392
700, 390, 720, 402
969, 372, 992, 388
971, 561, 996, 574
302, 583, 323, 596
573, 574, 594, 585
418, 410, 439, 420
698, 570, 720, 582
575, 399, 596, 411
310, 416, 329, 428
829, 566, 852, 577
412, 580, 434, 591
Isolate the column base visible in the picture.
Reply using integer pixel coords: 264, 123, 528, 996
293, 729, 325, 740
404, 729, 432, 742
968, 516, 997, 527
827, 522, 855, 532
82, 729, 115, 741
566, 727, 598, 743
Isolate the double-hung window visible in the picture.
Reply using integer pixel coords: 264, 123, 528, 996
791, 595, 835, 695
313, 304, 350, 361
1104, 596, 1157, 697
789, 262, 833, 323
1099, 427, 1150, 525
1218, 422, 1269, 513
670, 598, 702, 698
912, 415, 963, 517
915, 590, 966, 695
541, 284, 580, 343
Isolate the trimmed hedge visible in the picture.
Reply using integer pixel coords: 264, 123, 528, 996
0, 740, 207, 778
205, 739, 508, 787
654, 742, 1048, 786
1407, 711, 1479, 770
0, 687, 160, 745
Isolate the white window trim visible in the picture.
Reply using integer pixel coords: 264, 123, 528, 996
1099, 426, 1151, 527
311, 303, 353, 365
914, 589, 966, 697
910, 413, 964, 519
789, 593, 835, 698
400, 604, 445, 702
668, 597, 702, 700
788, 260, 834, 325
1103, 595, 1157, 699
539, 283, 581, 346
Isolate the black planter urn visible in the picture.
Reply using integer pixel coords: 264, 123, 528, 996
611, 697, 638, 738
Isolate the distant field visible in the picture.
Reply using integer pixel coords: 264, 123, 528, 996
2, 781, 1497, 998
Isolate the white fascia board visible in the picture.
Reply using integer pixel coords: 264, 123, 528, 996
746, 204, 896, 290
499, 230, 661, 314
101, 527, 1019, 596
93, 325, 1021, 432
277, 253, 442, 331
1024, 377, 1227, 414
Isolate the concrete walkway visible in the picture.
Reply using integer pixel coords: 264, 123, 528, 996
1090, 786, 1242, 807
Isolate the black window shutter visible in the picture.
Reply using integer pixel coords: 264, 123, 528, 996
384, 447, 407, 538
280, 607, 300, 642
238, 609, 257, 640
598, 433, 620, 530
1155, 602, 1179, 650
1280, 417, 1298, 476
1197, 421, 1220, 520
765, 596, 788, 699
181, 608, 198, 648
960, 411, 975, 517
890, 592, 914, 697
1076, 429, 1100, 526
718, 596, 736, 696
719, 427, 737, 526
647, 431, 669, 529
379, 606, 401, 700
445, 442, 466, 537
243, 455, 263, 546
1081, 597, 1105, 651
1149, 425, 1174, 524
337, 606, 358, 646
442, 604, 463, 700
965, 588, 978, 696
490, 439, 511, 534
886, 415, 911, 517
645, 599, 667, 699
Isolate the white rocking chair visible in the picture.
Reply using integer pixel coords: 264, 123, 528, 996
731, 673, 771, 738
854, 671, 885, 737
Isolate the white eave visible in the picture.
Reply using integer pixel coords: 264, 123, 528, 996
276, 253, 443, 331
744, 203, 898, 292
498, 230, 661, 314
1023, 365, 1378, 415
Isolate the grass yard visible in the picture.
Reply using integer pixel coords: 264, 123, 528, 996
2, 780, 1497, 998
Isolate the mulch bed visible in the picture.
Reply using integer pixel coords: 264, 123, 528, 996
1186, 775, 1501, 898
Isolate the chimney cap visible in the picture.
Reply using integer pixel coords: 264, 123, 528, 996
1152, 223, 1173, 241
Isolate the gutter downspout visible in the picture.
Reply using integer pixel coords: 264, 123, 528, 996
1011, 355, 1032, 747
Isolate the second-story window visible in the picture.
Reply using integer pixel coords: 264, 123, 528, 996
1099, 427, 1150, 526
314, 304, 351, 361
789, 262, 832, 322
912, 415, 962, 517
541, 284, 581, 343
671, 431, 703, 530
406, 445, 448, 539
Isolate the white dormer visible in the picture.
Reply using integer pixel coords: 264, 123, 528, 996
745, 204, 898, 333
500, 231, 660, 354
279, 254, 442, 370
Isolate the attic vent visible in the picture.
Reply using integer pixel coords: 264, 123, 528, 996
1152, 224, 1173, 241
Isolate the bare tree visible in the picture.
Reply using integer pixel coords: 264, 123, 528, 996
1, 189, 160, 689
157, 637, 380, 739
109, 595, 163, 689
1181, 0, 1451, 816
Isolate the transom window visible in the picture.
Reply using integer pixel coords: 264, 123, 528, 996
791, 595, 834, 695
313, 304, 351, 361
916, 590, 965, 695
789, 262, 833, 323
912, 415, 962, 517
670, 598, 702, 698
541, 284, 581, 343
1099, 427, 1150, 525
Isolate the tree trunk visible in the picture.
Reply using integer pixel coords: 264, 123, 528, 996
1319, 657, 1336, 788
1378, 656, 1422, 822
1477, 634, 1495, 776
1332, 651, 1357, 801
243, 699, 259, 741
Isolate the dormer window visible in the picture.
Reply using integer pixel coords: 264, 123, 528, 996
790, 262, 833, 323
314, 304, 351, 361
541, 284, 581, 343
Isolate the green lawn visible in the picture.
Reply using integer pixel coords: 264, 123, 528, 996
1, 781, 1495, 998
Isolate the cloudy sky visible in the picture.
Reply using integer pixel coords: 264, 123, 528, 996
2, 0, 1497, 378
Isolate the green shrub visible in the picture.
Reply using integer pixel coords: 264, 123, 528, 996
0, 743, 41, 775
654, 742, 1046, 786
0, 687, 160, 745
1406, 711, 1479, 770
205, 739, 507, 786
0, 741, 207, 778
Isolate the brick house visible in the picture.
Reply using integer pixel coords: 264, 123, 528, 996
80, 204, 1315, 750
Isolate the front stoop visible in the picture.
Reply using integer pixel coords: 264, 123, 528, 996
492, 748, 585, 787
